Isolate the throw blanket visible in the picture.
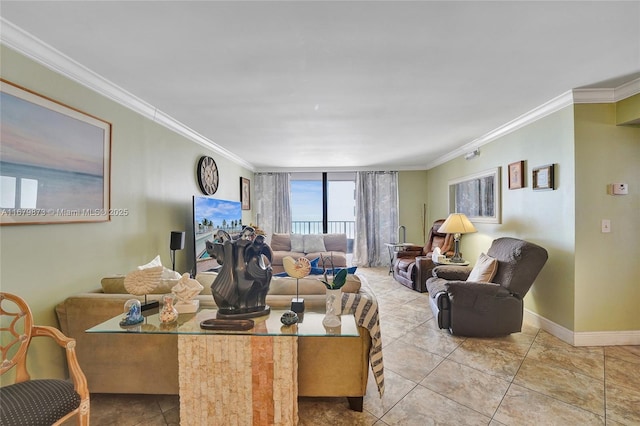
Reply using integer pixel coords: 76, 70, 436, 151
341, 284, 384, 397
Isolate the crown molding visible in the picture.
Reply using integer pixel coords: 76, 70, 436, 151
3, 17, 637, 173
0, 18, 255, 171
426, 76, 640, 170
425, 90, 575, 169
573, 77, 640, 103
612, 77, 640, 101
572, 88, 616, 103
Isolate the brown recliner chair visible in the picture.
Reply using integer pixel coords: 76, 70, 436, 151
426, 237, 548, 337
392, 219, 454, 292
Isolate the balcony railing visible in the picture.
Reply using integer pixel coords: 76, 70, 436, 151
291, 220, 355, 238
289, 221, 355, 254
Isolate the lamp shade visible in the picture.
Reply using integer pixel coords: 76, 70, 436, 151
437, 213, 477, 235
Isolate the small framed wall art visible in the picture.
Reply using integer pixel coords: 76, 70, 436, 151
508, 161, 525, 189
532, 164, 555, 191
240, 177, 251, 210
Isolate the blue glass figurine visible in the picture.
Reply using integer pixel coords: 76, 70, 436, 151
120, 299, 143, 327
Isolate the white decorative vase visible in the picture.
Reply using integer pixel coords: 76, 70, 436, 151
325, 288, 342, 315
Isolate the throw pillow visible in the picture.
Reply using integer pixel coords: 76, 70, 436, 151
303, 234, 326, 253
466, 253, 498, 283
290, 234, 304, 252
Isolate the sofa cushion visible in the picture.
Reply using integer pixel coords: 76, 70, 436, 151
270, 233, 291, 251
303, 234, 326, 253
466, 253, 498, 283
290, 234, 304, 252
323, 233, 347, 252
268, 274, 361, 295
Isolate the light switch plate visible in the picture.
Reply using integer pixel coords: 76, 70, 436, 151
601, 219, 611, 233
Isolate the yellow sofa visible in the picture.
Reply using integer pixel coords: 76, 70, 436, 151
55, 273, 374, 411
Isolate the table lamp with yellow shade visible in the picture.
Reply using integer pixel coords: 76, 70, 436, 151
437, 213, 477, 263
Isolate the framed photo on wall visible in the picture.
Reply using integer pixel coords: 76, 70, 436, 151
508, 161, 525, 189
240, 177, 251, 210
0, 79, 112, 225
532, 164, 555, 190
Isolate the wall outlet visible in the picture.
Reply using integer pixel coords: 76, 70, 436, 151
601, 219, 611, 233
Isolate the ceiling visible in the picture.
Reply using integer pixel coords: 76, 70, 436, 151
1, 1, 639, 171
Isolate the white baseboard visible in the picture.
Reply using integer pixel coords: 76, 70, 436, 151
523, 309, 640, 346
573, 330, 640, 347
524, 309, 574, 345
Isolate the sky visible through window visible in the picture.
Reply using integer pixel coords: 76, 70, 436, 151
291, 180, 355, 222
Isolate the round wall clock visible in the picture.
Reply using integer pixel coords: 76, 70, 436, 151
197, 156, 219, 195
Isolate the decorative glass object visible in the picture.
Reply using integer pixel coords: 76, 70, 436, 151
280, 310, 299, 326
120, 299, 143, 327
159, 294, 179, 324
325, 288, 342, 316
322, 292, 341, 328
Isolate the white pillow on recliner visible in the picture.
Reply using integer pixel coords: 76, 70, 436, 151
467, 253, 498, 283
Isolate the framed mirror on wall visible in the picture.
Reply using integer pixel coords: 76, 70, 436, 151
448, 167, 501, 224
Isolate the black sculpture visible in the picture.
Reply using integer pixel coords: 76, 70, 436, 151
205, 227, 273, 319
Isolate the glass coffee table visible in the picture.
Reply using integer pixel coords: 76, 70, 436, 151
87, 307, 358, 425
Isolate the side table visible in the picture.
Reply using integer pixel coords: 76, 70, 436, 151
435, 258, 470, 266
385, 243, 414, 274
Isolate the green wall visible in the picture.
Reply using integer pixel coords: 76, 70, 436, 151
426, 99, 640, 335
427, 106, 577, 330
616, 93, 640, 125
574, 102, 640, 331
0, 47, 253, 379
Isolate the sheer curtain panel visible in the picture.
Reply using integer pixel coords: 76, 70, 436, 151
254, 173, 292, 241
353, 171, 399, 267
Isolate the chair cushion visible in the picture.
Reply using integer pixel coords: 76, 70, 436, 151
466, 253, 498, 283
0, 379, 80, 426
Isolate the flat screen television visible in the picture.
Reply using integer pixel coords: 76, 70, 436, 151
192, 196, 243, 276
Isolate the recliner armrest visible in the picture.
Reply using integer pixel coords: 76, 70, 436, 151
432, 265, 472, 281
445, 281, 504, 295
444, 281, 511, 310
396, 246, 424, 257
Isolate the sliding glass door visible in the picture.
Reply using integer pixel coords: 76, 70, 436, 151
290, 172, 355, 252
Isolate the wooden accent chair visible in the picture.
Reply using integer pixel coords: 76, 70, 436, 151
0, 292, 90, 425
392, 219, 455, 292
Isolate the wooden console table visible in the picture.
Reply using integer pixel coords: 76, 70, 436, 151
87, 307, 358, 425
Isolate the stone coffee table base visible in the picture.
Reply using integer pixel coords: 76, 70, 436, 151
178, 334, 298, 425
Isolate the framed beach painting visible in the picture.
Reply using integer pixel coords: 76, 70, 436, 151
0, 79, 112, 225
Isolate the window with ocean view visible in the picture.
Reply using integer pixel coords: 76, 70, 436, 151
290, 172, 356, 253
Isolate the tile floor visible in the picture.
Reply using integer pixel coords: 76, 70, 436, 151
79, 267, 640, 425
